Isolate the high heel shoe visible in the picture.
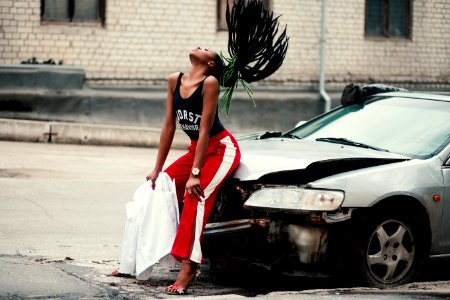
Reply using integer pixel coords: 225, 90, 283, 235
191, 266, 201, 293
164, 265, 201, 295
164, 284, 188, 295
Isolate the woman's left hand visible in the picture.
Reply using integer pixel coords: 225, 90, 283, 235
186, 176, 204, 200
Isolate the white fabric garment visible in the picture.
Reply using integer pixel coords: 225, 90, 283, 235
119, 172, 180, 280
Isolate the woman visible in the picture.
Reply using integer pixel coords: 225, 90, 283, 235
114, 0, 289, 293
146, 46, 241, 295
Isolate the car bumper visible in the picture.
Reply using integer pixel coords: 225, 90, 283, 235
204, 217, 332, 265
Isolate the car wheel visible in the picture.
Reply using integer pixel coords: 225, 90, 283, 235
353, 209, 428, 288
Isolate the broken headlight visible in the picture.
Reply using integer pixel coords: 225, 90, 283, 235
244, 187, 344, 212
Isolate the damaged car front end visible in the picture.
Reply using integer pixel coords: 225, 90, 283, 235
204, 143, 409, 282
204, 90, 450, 288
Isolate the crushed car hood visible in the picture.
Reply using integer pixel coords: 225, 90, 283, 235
233, 138, 409, 181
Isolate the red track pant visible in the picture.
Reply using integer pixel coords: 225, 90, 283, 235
164, 130, 241, 263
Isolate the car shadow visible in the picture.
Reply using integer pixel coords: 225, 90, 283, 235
205, 257, 450, 294
421, 258, 450, 282
205, 260, 342, 295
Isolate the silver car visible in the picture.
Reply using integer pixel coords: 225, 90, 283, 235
204, 91, 450, 288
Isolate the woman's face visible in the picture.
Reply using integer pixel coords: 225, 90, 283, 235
190, 47, 217, 65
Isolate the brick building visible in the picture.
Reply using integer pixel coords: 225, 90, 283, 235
0, 0, 449, 89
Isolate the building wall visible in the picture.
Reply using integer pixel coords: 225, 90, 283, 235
324, 0, 450, 89
0, 0, 449, 89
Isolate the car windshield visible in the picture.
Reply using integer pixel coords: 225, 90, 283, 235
287, 96, 450, 159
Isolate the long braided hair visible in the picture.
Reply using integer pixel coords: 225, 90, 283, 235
218, 0, 289, 114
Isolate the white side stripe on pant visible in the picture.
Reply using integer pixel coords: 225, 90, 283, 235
189, 136, 237, 263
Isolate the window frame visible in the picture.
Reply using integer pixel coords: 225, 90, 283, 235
40, 0, 106, 26
364, 0, 412, 39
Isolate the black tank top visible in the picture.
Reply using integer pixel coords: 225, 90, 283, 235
173, 72, 225, 140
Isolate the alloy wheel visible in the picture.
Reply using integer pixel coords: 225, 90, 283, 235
366, 219, 415, 284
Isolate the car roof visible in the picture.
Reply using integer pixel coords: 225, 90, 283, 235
374, 91, 450, 102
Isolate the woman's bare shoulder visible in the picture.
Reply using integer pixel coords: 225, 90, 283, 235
204, 75, 219, 88
167, 72, 180, 88
168, 72, 180, 82
202, 76, 219, 99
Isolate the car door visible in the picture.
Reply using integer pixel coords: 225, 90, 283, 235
440, 156, 450, 252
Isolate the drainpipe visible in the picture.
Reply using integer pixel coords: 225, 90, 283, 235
319, 0, 331, 112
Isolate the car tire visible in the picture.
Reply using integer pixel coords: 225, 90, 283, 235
350, 208, 429, 288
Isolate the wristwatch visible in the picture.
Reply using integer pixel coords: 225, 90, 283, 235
191, 167, 200, 177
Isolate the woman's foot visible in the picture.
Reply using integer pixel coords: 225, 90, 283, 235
164, 284, 188, 295
110, 266, 131, 277
165, 260, 199, 294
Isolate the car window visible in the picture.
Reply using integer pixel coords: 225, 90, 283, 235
289, 97, 450, 159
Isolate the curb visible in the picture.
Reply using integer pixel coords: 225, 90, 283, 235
0, 118, 50, 143
0, 118, 190, 149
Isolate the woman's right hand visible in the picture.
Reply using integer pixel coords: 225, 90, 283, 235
146, 169, 159, 189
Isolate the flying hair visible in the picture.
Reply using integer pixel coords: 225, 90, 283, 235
219, 0, 289, 115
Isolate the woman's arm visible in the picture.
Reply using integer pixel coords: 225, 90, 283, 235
185, 76, 220, 199
146, 73, 179, 184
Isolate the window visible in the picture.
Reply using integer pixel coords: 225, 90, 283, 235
365, 0, 411, 38
218, 0, 272, 31
41, 0, 106, 24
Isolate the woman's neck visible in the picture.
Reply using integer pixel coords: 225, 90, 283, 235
187, 63, 208, 81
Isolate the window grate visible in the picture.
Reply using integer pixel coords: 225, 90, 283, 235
41, 0, 106, 25
365, 0, 411, 38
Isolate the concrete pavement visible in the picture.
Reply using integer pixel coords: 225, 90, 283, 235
1, 255, 114, 299
0, 140, 240, 298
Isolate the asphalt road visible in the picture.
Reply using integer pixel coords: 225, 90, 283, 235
1, 141, 450, 299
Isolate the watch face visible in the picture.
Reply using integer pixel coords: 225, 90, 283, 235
192, 168, 200, 176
